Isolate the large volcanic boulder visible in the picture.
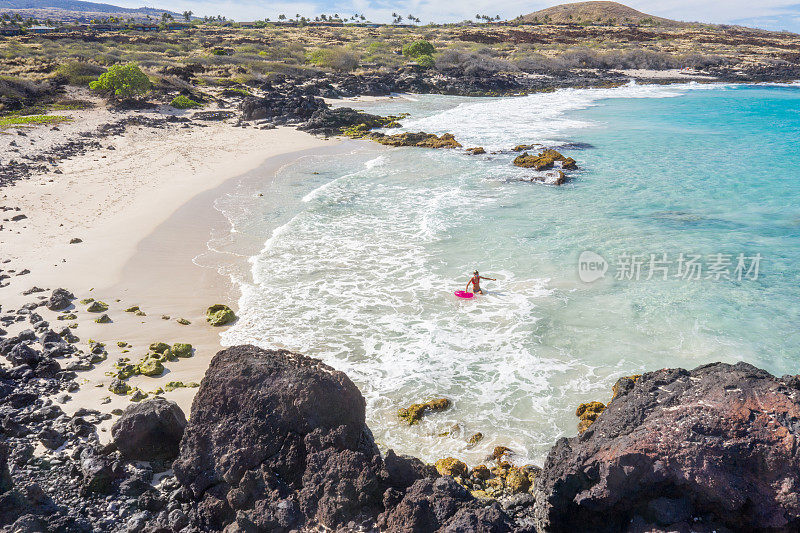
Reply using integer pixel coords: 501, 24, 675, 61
534, 362, 800, 532
172, 346, 387, 532
111, 397, 187, 462
46, 288, 74, 311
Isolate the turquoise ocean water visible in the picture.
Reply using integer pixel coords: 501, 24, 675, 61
211, 82, 800, 465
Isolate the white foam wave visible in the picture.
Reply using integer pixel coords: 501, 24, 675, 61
398, 81, 727, 150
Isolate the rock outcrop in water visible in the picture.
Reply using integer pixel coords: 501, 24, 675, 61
365, 131, 462, 149
534, 362, 800, 532
513, 149, 577, 171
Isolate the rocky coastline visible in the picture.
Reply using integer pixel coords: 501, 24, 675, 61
2, 322, 800, 532
2, 52, 799, 533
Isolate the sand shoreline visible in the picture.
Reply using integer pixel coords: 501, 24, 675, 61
0, 109, 341, 438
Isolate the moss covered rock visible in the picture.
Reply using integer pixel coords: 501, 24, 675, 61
206, 304, 236, 326
172, 343, 193, 358
466, 146, 486, 155
398, 398, 451, 425
164, 381, 184, 392
149, 342, 170, 354
124, 306, 140, 313
86, 301, 108, 313
505, 467, 531, 493
114, 363, 136, 380
512, 143, 541, 152
176, 318, 191, 325
109, 379, 131, 395
471, 464, 491, 480
513, 149, 577, 172
137, 358, 164, 377
94, 314, 111, 323
435, 457, 468, 478
576, 400, 606, 433
467, 432, 483, 446
57, 313, 77, 321
129, 388, 147, 402
366, 131, 462, 149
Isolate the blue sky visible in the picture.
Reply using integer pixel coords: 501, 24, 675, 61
117, 0, 800, 32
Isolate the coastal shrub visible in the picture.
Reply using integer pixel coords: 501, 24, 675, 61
0, 76, 59, 111
515, 48, 725, 73
435, 49, 518, 75
415, 54, 435, 68
402, 39, 435, 58
55, 61, 106, 86
170, 95, 202, 108
307, 47, 360, 72
89, 63, 152, 100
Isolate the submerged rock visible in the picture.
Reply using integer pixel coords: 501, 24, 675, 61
534, 362, 800, 532
398, 398, 451, 424
366, 131, 462, 149
513, 149, 576, 171
205, 304, 236, 326
466, 146, 486, 155
112, 397, 187, 462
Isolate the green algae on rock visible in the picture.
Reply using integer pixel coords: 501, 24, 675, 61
137, 358, 164, 377
124, 306, 140, 313
86, 301, 108, 312
172, 343, 193, 358
149, 342, 171, 354
108, 379, 131, 395
467, 432, 484, 446
366, 132, 462, 149
94, 314, 111, 323
164, 381, 200, 392
576, 400, 606, 433
206, 304, 236, 326
176, 318, 191, 325
435, 457, 468, 478
129, 388, 147, 402
397, 398, 451, 425
513, 149, 576, 171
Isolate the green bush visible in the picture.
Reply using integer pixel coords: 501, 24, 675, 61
415, 54, 435, 68
402, 40, 435, 58
56, 61, 106, 86
170, 95, 201, 108
307, 48, 359, 71
89, 63, 151, 100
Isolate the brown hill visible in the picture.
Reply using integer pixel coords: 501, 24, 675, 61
520, 1, 685, 26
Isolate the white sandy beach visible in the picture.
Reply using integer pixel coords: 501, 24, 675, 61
0, 104, 337, 440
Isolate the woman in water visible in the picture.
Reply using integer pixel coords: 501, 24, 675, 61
466, 270, 496, 295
